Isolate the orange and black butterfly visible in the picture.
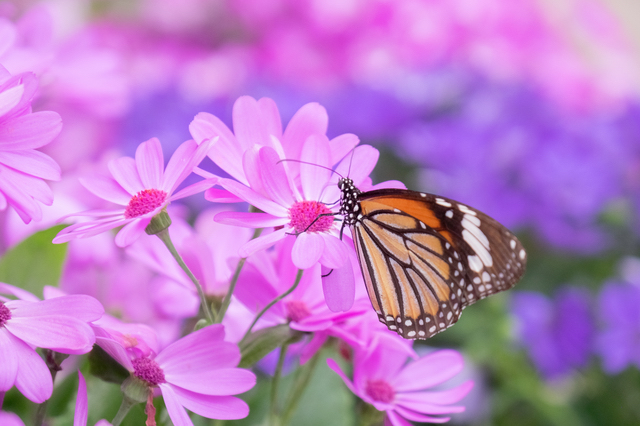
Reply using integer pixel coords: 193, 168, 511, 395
338, 178, 526, 340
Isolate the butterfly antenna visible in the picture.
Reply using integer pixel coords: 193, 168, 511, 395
346, 147, 356, 179
277, 159, 345, 179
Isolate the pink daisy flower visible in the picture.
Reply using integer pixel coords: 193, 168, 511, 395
96, 324, 256, 424
0, 283, 104, 403
0, 68, 62, 223
328, 334, 473, 425
53, 137, 216, 247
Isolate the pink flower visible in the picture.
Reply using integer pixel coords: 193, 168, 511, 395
96, 324, 256, 424
53, 137, 216, 247
0, 68, 62, 223
0, 411, 25, 426
0, 283, 104, 403
328, 335, 473, 425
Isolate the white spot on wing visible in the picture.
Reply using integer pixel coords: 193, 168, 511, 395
436, 198, 451, 207
519, 249, 526, 260
445, 210, 454, 218
468, 255, 483, 272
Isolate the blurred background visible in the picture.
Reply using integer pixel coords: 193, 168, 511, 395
3, 0, 640, 425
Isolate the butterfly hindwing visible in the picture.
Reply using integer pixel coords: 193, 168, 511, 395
349, 188, 526, 339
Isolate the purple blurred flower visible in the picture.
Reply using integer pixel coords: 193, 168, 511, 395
328, 334, 472, 425
510, 288, 593, 379
0, 283, 103, 402
0, 68, 62, 223
595, 281, 640, 374
53, 137, 216, 247
96, 324, 256, 423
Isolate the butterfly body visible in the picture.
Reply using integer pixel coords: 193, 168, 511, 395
338, 178, 526, 339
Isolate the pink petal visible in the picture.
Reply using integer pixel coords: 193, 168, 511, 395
159, 384, 194, 426
94, 335, 133, 371
394, 406, 451, 424
386, 410, 417, 426
282, 102, 328, 160
0, 411, 25, 426
335, 145, 379, 186
163, 383, 250, 420
6, 315, 96, 354
0, 150, 60, 181
215, 211, 289, 228
135, 137, 164, 190
326, 358, 357, 395
329, 133, 360, 166
291, 233, 324, 269
368, 180, 407, 191
164, 138, 215, 194
319, 235, 348, 269
53, 216, 130, 244
0, 111, 62, 150
74, 372, 88, 426
1, 164, 54, 205
300, 134, 331, 201
0, 170, 41, 222
238, 228, 288, 258
0, 282, 39, 302
204, 188, 244, 203
79, 175, 131, 205
190, 112, 245, 184
396, 380, 473, 409
321, 263, 355, 312
232, 96, 271, 149
170, 178, 217, 201
217, 178, 288, 217
8, 295, 104, 322
0, 329, 18, 391
393, 350, 465, 392
257, 147, 295, 207
108, 156, 143, 195
11, 332, 52, 403
114, 218, 149, 247
0, 83, 23, 116
165, 366, 255, 397
155, 325, 228, 366
257, 97, 283, 140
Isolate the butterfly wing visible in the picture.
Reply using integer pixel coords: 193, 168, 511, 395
350, 189, 526, 339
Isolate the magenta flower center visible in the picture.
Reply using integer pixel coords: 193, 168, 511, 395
286, 300, 311, 322
132, 357, 166, 386
124, 189, 168, 219
0, 303, 11, 327
289, 201, 333, 234
365, 379, 395, 404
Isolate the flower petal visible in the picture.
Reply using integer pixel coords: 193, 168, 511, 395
232, 96, 271, 149
79, 175, 131, 205
135, 137, 164, 189
11, 332, 52, 403
9, 295, 104, 322
329, 133, 360, 166
217, 178, 288, 217
155, 325, 230, 366
0, 150, 60, 181
215, 211, 289, 228
6, 314, 96, 354
257, 147, 295, 207
163, 383, 250, 420
170, 178, 218, 201
74, 372, 88, 426
396, 380, 473, 409
319, 235, 348, 269
393, 350, 465, 392
291, 233, 324, 269
258, 97, 283, 140
0, 329, 18, 391
321, 263, 355, 312
335, 145, 379, 186
204, 188, 245, 203
238, 228, 289, 258
300, 134, 331, 201
282, 102, 328, 160
164, 138, 216, 194
159, 383, 194, 426
108, 156, 143, 195
114, 218, 149, 247
326, 358, 357, 395
0, 111, 62, 150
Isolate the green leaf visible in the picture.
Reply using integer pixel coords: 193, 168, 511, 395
0, 225, 68, 296
239, 324, 302, 368
88, 345, 130, 384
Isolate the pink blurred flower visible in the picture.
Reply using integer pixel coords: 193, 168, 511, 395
53, 137, 216, 247
96, 324, 256, 424
0, 411, 24, 426
0, 67, 61, 223
0, 283, 103, 403
328, 334, 473, 425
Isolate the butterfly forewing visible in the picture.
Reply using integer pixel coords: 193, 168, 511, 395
348, 187, 526, 339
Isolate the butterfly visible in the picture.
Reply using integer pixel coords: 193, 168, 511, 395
337, 178, 526, 340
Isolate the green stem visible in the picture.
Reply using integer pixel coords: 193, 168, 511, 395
111, 396, 138, 426
243, 269, 304, 341
269, 343, 290, 426
216, 228, 263, 323
156, 228, 215, 324
33, 351, 68, 426
281, 349, 322, 425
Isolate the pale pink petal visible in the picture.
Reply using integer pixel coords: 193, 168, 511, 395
215, 211, 289, 228
238, 228, 289, 258
164, 384, 250, 420
232, 96, 270, 149
159, 384, 194, 426
204, 188, 244, 203
0, 83, 23, 116
8, 295, 104, 322
242, 146, 265, 196
326, 358, 357, 394
319, 235, 348, 269
0, 282, 39, 302
282, 102, 328, 160
0, 150, 60, 180
190, 112, 245, 184
164, 138, 215, 194
335, 145, 379, 186
11, 333, 52, 403
298, 333, 327, 364
386, 410, 416, 426
300, 134, 331, 200
165, 366, 255, 396
393, 350, 465, 392
114, 218, 149, 247
6, 315, 95, 354
108, 156, 143, 195
394, 406, 451, 424
396, 380, 473, 409
0, 111, 62, 150
217, 178, 288, 217
321, 263, 355, 312
0, 329, 18, 391
257, 97, 282, 140
291, 233, 324, 269
169, 178, 217, 201
155, 325, 227, 366
329, 133, 360, 166
0, 168, 43, 222
74, 372, 88, 426
257, 147, 294, 207
135, 137, 164, 189
1, 164, 53, 204
366, 180, 407, 191
79, 175, 131, 205
94, 335, 134, 371
53, 217, 130, 244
